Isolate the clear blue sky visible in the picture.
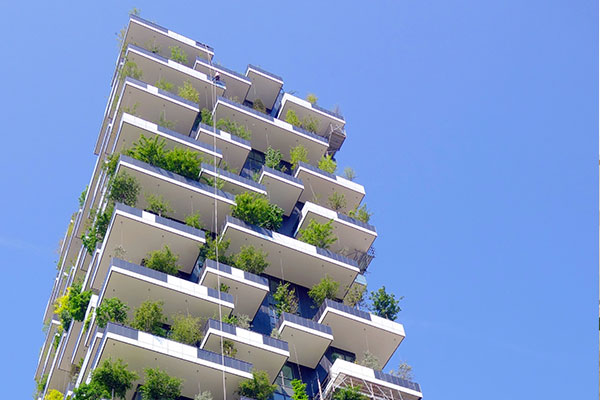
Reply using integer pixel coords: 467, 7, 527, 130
0, 1, 595, 398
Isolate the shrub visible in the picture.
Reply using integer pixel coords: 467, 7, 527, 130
201, 108, 214, 126
126, 134, 166, 167
178, 81, 199, 103
185, 213, 204, 230
55, 282, 92, 330
146, 40, 161, 54
264, 146, 283, 170
344, 285, 366, 308
140, 367, 182, 400
327, 192, 346, 211
223, 339, 237, 357
234, 245, 269, 274
273, 282, 298, 316
195, 391, 213, 400
108, 172, 140, 207
232, 192, 283, 231
91, 358, 138, 400
306, 93, 318, 105
119, 59, 142, 82
144, 193, 173, 217
289, 145, 308, 171
163, 147, 202, 180
199, 235, 235, 265
37, 374, 48, 395
170, 313, 203, 345
333, 385, 367, 400
318, 154, 337, 174
78, 186, 88, 208
170, 45, 188, 64
216, 118, 251, 140
302, 116, 319, 133
144, 245, 180, 275
343, 167, 356, 181
369, 286, 402, 321
298, 219, 337, 249
131, 300, 167, 337
358, 351, 380, 369
348, 204, 372, 224
103, 153, 120, 177
45, 389, 63, 400
291, 379, 309, 400
96, 297, 129, 328
253, 98, 266, 113
308, 275, 339, 306
237, 370, 277, 400
285, 109, 301, 127
82, 201, 116, 255
222, 313, 251, 329
156, 110, 176, 129
155, 78, 174, 92
219, 282, 230, 293
73, 381, 111, 399
390, 361, 414, 381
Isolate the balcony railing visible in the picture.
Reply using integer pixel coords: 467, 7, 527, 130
203, 259, 269, 287
277, 312, 333, 336
342, 246, 375, 274
314, 299, 372, 323
203, 318, 289, 352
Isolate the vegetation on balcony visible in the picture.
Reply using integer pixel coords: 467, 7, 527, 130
308, 275, 339, 307
273, 282, 299, 316
223, 339, 237, 357
143, 245, 181, 275
231, 192, 284, 231
298, 219, 337, 249
44, 389, 63, 400
289, 144, 308, 171
54, 282, 92, 332
119, 59, 143, 82
390, 361, 414, 381
156, 110, 176, 129
252, 98, 267, 113
96, 297, 129, 328
347, 204, 372, 224
185, 212, 204, 230
109, 171, 141, 206
285, 109, 301, 128
291, 379, 309, 400
155, 78, 174, 92
327, 192, 346, 212
237, 370, 277, 400
199, 235, 235, 265
178, 80, 199, 103
343, 285, 366, 308
131, 300, 167, 337
358, 351, 380, 369
285, 109, 319, 133
79, 185, 88, 208
369, 286, 402, 321
318, 154, 337, 174
343, 167, 356, 181
200, 108, 214, 126
144, 193, 173, 217
333, 385, 367, 400
216, 118, 252, 140
169, 313, 203, 345
74, 358, 138, 400
140, 367, 182, 400
234, 245, 269, 274
306, 93, 318, 105
170, 45, 188, 64
265, 146, 284, 171
221, 313, 251, 329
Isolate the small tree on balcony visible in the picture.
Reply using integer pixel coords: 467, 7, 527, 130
223, 339, 237, 357
199, 235, 235, 265
318, 154, 337, 174
44, 389, 63, 400
178, 80, 199, 103
78, 185, 88, 208
91, 358, 139, 400
291, 379, 309, 400
126, 134, 166, 167
273, 282, 299, 316
231, 192, 283, 231
358, 351, 380, 370
155, 78, 174, 92
144, 245, 181, 275
140, 367, 183, 400
195, 391, 213, 400
348, 204, 372, 224
327, 192, 346, 211
369, 286, 402, 321
285, 109, 301, 127
131, 300, 167, 337
265, 146, 283, 170
216, 118, 252, 140
185, 212, 204, 230
343, 284, 366, 308
308, 275, 339, 307
96, 297, 129, 328
234, 245, 269, 275
72, 380, 111, 400
289, 144, 308, 171
144, 193, 173, 217
389, 361, 414, 381
201, 108, 214, 126
119, 59, 142, 82
333, 385, 367, 400
163, 147, 202, 180
302, 116, 319, 133
253, 98, 267, 113
169, 45, 188, 64
343, 167, 357, 181
298, 219, 337, 249
306, 93, 318, 105
108, 172, 140, 207
169, 313, 203, 345
237, 370, 277, 400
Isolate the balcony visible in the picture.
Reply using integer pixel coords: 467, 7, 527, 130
275, 312, 333, 368
244, 64, 283, 111
294, 162, 365, 212
258, 166, 304, 216
194, 122, 252, 172
314, 300, 405, 367
199, 163, 267, 196
114, 155, 236, 231
86, 203, 205, 291
201, 318, 289, 381
276, 93, 346, 154
220, 216, 360, 299
69, 295, 99, 370
294, 202, 376, 256
198, 259, 269, 318
323, 359, 422, 400
87, 323, 252, 400
34, 318, 61, 381
213, 97, 329, 165
124, 15, 214, 67
195, 57, 252, 103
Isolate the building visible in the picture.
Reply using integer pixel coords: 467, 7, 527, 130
34, 14, 423, 400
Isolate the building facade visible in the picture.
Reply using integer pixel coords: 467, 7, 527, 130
34, 15, 423, 400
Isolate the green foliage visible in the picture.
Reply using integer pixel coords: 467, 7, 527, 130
170, 45, 188, 64
298, 219, 337, 249
201, 108, 214, 126
178, 80, 199, 103
163, 147, 202, 179
131, 300, 167, 337
318, 154, 337, 174
185, 212, 204, 230
83, 307, 94, 333
96, 297, 129, 328
219, 282, 230, 293
232, 192, 283, 231
55, 282, 92, 331
333, 385, 367, 400
156, 110, 176, 129
91, 358, 138, 400
327, 192, 346, 211
82, 202, 115, 255
72, 381, 110, 400
306, 93, 318, 105
216, 118, 252, 140
126, 134, 166, 167
347, 204, 372, 224
389, 361, 414, 381
369, 286, 402, 320
222, 313, 251, 329
79, 186, 88, 208
265, 146, 283, 170
344, 285, 366, 308
285, 109, 301, 127
234, 245, 269, 274
291, 379, 309, 400
140, 367, 183, 400
270, 328, 282, 339
45, 389, 63, 400
343, 167, 356, 181
37, 374, 48, 395
223, 339, 237, 357
199, 235, 235, 265
103, 153, 120, 177
237, 370, 277, 400
144, 193, 173, 217
358, 351, 380, 369
170, 313, 203, 345
273, 282, 298, 316
155, 78, 174, 92
252, 98, 266, 113
308, 275, 339, 306
144, 245, 180, 275
289, 145, 308, 171
119, 59, 142, 82
195, 391, 213, 400
302, 116, 319, 133
121, 102, 139, 116
108, 172, 140, 207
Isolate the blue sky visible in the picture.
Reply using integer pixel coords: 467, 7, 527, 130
0, 1, 596, 398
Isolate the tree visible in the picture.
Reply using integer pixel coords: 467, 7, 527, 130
318, 154, 337, 174
66, 282, 93, 322
285, 109, 301, 127
348, 204, 372, 224
216, 118, 252, 140
333, 385, 367, 400
163, 147, 202, 180
234, 245, 269, 274
144, 193, 173, 217
45, 389, 63, 400
252, 99, 266, 113
223, 339, 237, 357
79, 185, 88, 208
344, 285, 366, 308
358, 351, 380, 369
201, 108, 214, 126
108, 172, 140, 207
232, 192, 283, 231
119, 59, 142, 82
369, 286, 402, 321
390, 361, 414, 381
72, 381, 111, 400
273, 282, 298, 316
131, 300, 167, 337
170, 45, 188, 64
155, 78, 174, 92
298, 219, 337, 249
199, 235, 235, 265
195, 391, 213, 400
91, 358, 139, 400
144, 245, 181, 275
343, 167, 356, 181
140, 367, 183, 400
306, 93, 318, 105
265, 146, 283, 170
237, 370, 277, 400
185, 212, 204, 230
302, 116, 319, 133
170, 313, 203, 345
308, 275, 339, 306
96, 297, 129, 328
327, 192, 346, 212
289, 145, 308, 171
291, 379, 309, 400
126, 134, 166, 167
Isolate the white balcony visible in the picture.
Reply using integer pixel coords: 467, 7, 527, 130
258, 166, 304, 216
194, 57, 252, 103
34, 319, 61, 381
244, 64, 283, 111
194, 122, 252, 172
199, 163, 267, 196
275, 312, 333, 368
